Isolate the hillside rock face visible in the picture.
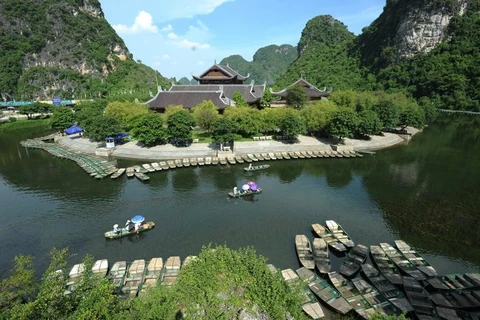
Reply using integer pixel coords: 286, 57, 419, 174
395, 0, 468, 58
0, 0, 165, 100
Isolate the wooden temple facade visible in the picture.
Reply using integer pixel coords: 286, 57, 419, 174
270, 78, 332, 107
147, 63, 266, 112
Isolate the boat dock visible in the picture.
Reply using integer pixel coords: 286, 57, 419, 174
22, 136, 365, 181
21, 137, 117, 179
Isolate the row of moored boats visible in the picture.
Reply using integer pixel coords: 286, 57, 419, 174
280, 220, 480, 320
65, 255, 196, 297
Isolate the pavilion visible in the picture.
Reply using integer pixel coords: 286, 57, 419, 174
270, 78, 332, 106
146, 63, 266, 112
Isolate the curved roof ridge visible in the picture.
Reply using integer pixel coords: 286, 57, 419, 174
145, 86, 163, 104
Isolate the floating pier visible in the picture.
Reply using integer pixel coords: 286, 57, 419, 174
22, 136, 364, 181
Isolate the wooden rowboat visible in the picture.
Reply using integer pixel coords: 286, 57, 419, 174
243, 164, 270, 171
296, 267, 352, 315
295, 235, 315, 270
394, 240, 437, 277
339, 244, 368, 277
311, 223, 347, 252
361, 263, 413, 313
104, 221, 155, 239
228, 189, 262, 198
312, 238, 331, 274
325, 220, 354, 248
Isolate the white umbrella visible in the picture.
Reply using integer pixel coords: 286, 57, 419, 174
242, 184, 250, 191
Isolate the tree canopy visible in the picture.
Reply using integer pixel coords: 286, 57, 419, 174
167, 110, 195, 144
49, 106, 75, 131
192, 100, 219, 131
131, 114, 167, 147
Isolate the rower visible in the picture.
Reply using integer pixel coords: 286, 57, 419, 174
113, 224, 120, 234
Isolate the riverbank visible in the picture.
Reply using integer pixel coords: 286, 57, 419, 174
55, 128, 419, 161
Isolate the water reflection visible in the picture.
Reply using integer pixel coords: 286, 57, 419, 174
0, 115, 479, 276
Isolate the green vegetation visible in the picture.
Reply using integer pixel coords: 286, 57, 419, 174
192, 101, 219, 131
220, 44, 297, 85
131, 114, 167, 147
0, 0, 169, 102
49, 107, 75, 131
0, 245, 307, 320
167, 110, 196, 144
0, 119, 51, 133
211, 118, 236, 144
276, 15, 371, 91
286, 85, 308, 109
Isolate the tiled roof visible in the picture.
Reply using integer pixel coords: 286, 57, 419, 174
170, 84, 265, 103
193, 63, 249, 81
146, 91, 232, 110
271, 79, 332, 98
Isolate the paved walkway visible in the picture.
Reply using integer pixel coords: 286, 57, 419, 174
56, 129, 418, 161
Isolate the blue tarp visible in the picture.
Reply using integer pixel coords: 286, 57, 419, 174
65, 125, 83, 135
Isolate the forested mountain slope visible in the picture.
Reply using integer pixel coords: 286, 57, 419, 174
220, 44, 297, 85
0, 0, 169, 101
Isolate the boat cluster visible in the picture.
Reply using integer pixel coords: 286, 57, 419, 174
21, 138, 117, 179
281, 220, 480, 320
65, 255, 196, 297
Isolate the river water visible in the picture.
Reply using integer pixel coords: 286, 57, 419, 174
0, 114, 479, 278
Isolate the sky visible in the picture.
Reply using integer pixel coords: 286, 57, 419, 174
100, 0, 386, 80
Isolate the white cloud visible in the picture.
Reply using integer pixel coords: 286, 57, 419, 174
154, 0, 234, 22
161, 54, 171, 60
160, 24, 173, 32
113, 10, 158, 34
168, 32, 178, 39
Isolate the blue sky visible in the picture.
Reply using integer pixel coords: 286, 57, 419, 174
100, 0, 386, 80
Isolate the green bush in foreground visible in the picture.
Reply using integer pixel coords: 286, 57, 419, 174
0, 245, 309, 320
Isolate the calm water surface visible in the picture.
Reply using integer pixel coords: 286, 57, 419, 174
0, 115, 479, 277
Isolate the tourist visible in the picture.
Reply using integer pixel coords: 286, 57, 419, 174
125, 220, 134, 232
233, 186, 238, 195
113, 224, 120, 234
135, 222, 141, 232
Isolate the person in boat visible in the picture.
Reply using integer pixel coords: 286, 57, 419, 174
134, 222, 142, 232
233, 187, 238, 195
248, 163, 253, 169
125, 220, 134, 232
113, 224, 120, 234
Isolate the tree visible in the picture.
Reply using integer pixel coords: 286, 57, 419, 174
280, 109, 305, 138
167, 110, 195, 144
300, 100, 337, 135
357, 109, 383, 136
49, 107, 75, 131
286, 85, 308, 109
131, 114, 167, 146
259, 107, 286, 133
17, 105, 37, 119
373, 100, 400, 130
192, 100, 219, 131
260, 89, 275, 108
104, 101, 149, 130
328, 108, 360, 141
0, 255, 36, 312
84, 116, 122, 142
74, 101, 106, 128
211, 117, 236, 144
164, 105, 185, 119
399, 105, 425, 130
223, 106, 261, 136
232, 92, 248, 107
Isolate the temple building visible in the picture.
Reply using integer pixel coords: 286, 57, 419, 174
147, 63, 266, 112
270, 78, 332, 107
